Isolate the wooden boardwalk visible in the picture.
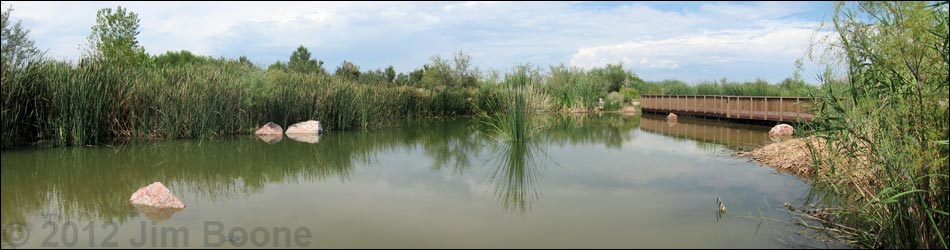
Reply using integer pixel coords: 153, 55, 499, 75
640, 94, 818, 122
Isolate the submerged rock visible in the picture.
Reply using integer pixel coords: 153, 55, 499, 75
769, 124, 795, 136
287, 133, 320, 144
286, 120, 324, 134
130, 182, 185, 209
255, 122, 283, 135
133, 204, 184, 222
256, 134, 283, 144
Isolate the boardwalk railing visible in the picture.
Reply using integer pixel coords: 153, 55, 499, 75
640, 94, 818, 122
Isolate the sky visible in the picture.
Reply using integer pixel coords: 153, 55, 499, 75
3, 1, 837, 84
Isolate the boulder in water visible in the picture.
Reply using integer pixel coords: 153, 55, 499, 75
286, 120, 324, 134
667, 113, 678, 121
255, 122, 283, 135
130, 182, 185, 209
769, 124, 795, 136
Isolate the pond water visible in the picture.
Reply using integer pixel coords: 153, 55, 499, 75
1, 113, 844, 248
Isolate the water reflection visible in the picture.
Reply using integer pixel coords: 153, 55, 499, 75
286, 133, 320, 144
639, 113, 773, 151
255, 134, 283, 144
486, 141, 548, 214
0, 113, 848, 248
132, 204, 184, 222
543, 113, 640, 149
2, 113, 809, 241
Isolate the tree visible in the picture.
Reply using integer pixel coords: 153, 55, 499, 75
334, 60, 360, 80
86, 6, 148, 66
152, 50, 209, 66
238, 56, 253, 67
409, 68, 425, 86
385, 65, 396, 83
453, 50, 478, 87
1, 6, 41, 70
360, 68, 387, 83
268, 61, 287, 71
395, 72, 409, 85
421, 55, 453, 87
287, 45, 325, 74
589, 63, 627, 93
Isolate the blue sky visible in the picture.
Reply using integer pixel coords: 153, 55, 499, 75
3, 1, 837, 83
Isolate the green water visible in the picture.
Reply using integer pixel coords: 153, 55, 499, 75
1, 113, 842, 248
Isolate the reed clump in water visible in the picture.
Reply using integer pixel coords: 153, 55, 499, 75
481, 66, 550, 143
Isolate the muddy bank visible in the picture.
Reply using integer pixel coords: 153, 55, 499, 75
738, 136, 825, 176
738, 136, 874, 185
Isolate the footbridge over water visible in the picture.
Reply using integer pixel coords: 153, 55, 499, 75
640, 95, 818, 123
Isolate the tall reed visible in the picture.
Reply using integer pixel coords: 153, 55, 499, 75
1, 59, 505, 148
805, 1, 948, 248
481, 68, 547, 142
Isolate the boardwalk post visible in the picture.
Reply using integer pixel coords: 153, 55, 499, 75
689, 95, 692, 113
726, 96, 732, 118
780, 98, 784, 121
796, 97, 801, 121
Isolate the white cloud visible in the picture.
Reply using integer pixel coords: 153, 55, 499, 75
569, 25, 829, 72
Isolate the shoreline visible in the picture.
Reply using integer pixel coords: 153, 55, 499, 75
737, 135, 875, 186
737, 136, 823, 177
3, 109, 644, 150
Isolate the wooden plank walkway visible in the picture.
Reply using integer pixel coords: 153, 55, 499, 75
640, 94, 818, 122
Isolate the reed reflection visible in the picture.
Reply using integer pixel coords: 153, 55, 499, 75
485, 141, 550, 214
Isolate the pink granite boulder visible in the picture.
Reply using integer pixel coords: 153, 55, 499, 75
130, 182, 185, 209
254, 122, 283, 135
769, 124, 795, 136
286, 120, 324, 134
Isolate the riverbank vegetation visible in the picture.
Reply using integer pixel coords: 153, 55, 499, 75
790, 1, 948, 248
0, 5, 817, 149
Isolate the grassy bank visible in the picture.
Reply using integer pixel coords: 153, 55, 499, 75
0, 61, 508, 148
